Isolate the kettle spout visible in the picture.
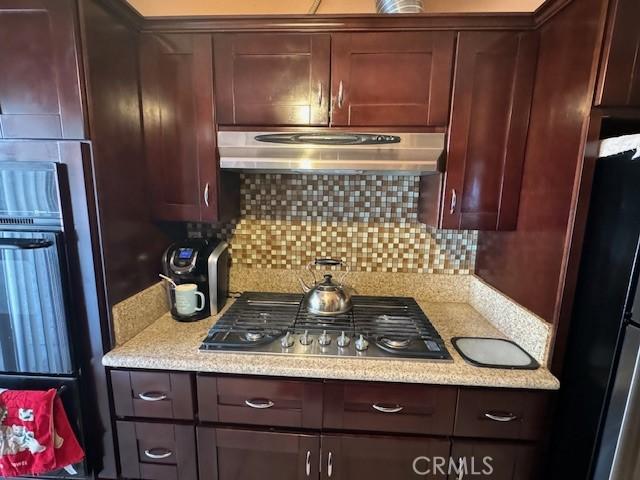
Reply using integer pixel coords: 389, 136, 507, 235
298, 276, 311, 293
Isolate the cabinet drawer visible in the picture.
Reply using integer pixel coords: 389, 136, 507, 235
323, 381, 457, 435
197, 375, 323, 428
454, 388, 551, 441
111, 370, 194, 420
116, 421, 197, 480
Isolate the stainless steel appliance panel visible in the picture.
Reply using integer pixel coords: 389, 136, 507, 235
593, 324, 640, 480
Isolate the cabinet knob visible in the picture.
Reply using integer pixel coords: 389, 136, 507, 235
327, 451, 333, 478
450, 188, 457, 215
306, 450, 312, 477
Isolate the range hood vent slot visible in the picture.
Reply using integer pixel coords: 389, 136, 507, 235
218, 131, 445, 175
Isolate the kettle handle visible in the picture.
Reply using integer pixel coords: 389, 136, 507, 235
313, 258, 350, 285
297, 262, 318, 293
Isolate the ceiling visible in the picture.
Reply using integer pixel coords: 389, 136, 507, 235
125, 0, 548, 17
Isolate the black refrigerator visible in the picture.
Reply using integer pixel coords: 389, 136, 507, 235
549, 141, 640, 479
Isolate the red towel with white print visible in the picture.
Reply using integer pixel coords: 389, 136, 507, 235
0, 389, 84, 477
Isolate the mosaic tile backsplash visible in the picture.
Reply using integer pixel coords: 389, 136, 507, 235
189, 174, 477, 274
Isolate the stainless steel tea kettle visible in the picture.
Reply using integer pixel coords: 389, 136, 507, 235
298, 258, 353, 316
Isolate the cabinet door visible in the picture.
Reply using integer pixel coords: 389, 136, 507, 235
449, 440, 539, 480
0, 0, 85, 139
330, 32, 455, 127
442, 31, 538, 230
117, 421, 197, 480
198, 427, 320, 480
321, 434, 449, 480
214, 33, 330, 126
595, 0, 640, 107
140, 33, 223, 222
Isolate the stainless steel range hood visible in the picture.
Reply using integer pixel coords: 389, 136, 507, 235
218, 131, 445, 175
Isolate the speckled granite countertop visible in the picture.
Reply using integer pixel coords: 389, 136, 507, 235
103, 299, 559, 390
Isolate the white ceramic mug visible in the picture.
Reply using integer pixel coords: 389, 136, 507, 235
174, 283, 205, 316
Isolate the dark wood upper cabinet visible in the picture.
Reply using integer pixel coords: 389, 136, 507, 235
198, 427, 320, 480
321, 434, 449, 480
0, 0, 85, 139
140, 33, 239, 223
594, 0, 640, 107
423, 31, 538, 231
213, 33, 331, 126
330, 32, 455, 127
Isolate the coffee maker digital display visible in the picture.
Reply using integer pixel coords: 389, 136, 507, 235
162, 239, 230, 322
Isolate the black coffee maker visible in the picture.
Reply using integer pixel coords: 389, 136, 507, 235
161, 239, 229, 322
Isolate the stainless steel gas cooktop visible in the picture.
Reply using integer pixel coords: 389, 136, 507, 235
200, 292, 452, 361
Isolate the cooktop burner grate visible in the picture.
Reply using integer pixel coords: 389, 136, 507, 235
200, 292, 451, 361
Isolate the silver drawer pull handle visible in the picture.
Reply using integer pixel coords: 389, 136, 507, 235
306, 450, 311, 477
327, 451, 333, 478
144, 448, 173, 460
372, 403, 404, 413
245, 399, 275, 409
450, 188, 457, 214
337, 81, 344, 109
138, 392, 167, 402
484, 412, 518, 422
204, 182, 210, 208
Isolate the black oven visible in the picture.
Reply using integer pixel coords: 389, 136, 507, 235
0, 231, 74, 375
0, 161, 87, 478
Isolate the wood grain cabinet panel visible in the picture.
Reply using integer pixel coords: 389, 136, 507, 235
330, 32, 455, 127
198, 427, 320, 480
449, 440, 540, 480
323, 381, 457, 435
197, 375, 323, 429
213, 33, 331, 126
321, 434, 449, 480
111, 370, 194, 420
117, 421, 197, 480
0, 0, 85, 139
454, 388, 551, 441
595, 0, 640, 107
431, 31, 539, 231
140, 33, 239, 223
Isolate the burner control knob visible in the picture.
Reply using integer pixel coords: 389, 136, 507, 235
355, 334, 369, 351
337, 331, 350, 348
300, 330, 312, 346
281, 332, 294, 349
318, 330, 331, 346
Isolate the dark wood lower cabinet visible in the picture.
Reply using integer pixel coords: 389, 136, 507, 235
112, 371, 550, 480
117, 421, 197, 480
321, 434, 450, 480
197, 427, 320, 480
449, 440, 539, 480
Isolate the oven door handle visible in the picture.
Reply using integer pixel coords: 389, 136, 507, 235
0, 239, 54, 250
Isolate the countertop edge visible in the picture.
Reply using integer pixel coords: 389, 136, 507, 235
102, 351, 560, 391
